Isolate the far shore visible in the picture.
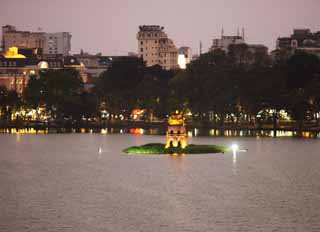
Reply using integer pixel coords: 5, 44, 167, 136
1, 120, 320, 135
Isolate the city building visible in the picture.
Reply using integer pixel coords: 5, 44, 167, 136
0, 47, 87, 95
2, 25, 45, 53
43, 32, 71, 56
0, 47, 63, 95
74, 50, 136, 79
128, 52, 139, 57
276, 37, 298, 50
276, 28, 320, 56
210, 28, 245, 52
74, 53, 111, 79
177, 47, 192, 69
2, 25, 72, 57
137, 25, 178, 70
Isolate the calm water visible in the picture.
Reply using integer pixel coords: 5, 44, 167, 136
1, 134, 320, 232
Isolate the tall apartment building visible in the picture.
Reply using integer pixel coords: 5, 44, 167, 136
137, 25, 178, 70
2, 25, 71, 56
211, 29, 245, 52
43, 32, 72, 56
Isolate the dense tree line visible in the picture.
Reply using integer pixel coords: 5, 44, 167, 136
1, 45, 320, 130
170, 48, 320, 129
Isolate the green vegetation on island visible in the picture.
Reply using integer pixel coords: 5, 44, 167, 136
123, 143, 228, 155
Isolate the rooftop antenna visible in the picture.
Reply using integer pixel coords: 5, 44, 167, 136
221, 27, 224, 37
237, 27, 240, 37
242, 27, 245, 41
199, 41, 202, 55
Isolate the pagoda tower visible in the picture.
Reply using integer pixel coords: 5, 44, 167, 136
165, 112, 187, 149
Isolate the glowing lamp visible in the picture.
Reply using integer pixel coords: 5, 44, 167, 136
230, 144, 239, 152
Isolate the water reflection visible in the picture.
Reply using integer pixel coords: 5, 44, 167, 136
1, 127, 320, 138
168, 153, 186, 158
232, 150, 237, 175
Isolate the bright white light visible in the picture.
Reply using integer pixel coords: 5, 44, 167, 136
38, 61, 49, 69
101, 129, 108, 134
231, 144, 239, 152
178, 54, 187, 69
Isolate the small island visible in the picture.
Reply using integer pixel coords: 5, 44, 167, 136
123, 143, 228, 155
124, 112, 228, 155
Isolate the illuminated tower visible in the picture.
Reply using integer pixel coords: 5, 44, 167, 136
165, 112, 187, 149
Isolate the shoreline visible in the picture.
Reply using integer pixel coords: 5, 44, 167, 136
1, 121, 320, 137
1, 120, 320, 131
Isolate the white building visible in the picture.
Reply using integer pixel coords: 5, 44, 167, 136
43, 32, 72, 56
178, 47, 192, 69
211, 29, 246, 52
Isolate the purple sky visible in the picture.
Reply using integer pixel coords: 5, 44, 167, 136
1, 0, 319, 55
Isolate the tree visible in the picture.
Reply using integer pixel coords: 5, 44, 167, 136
285, 51, 320, 90
96, 57, 145, 119
228, 43, 250, 65
24, 75, 44, 109
0, 86, 20, 123
24, 69, 84, 122
0, 86, 8, 121
284, 51, 320, 127
136, 65, 174, 120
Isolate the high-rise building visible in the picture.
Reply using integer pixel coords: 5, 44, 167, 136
43, 32, 72, 56
137, 25, 178, 70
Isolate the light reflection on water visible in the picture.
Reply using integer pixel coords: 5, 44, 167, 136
1, 127, 320, 138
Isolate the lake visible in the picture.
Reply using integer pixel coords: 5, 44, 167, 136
1, 133, 320, 231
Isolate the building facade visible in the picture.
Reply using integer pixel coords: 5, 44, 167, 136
211, 35, 245, 52
0, 47, 88, 95
43, 32, 72, 56
276, 29, 320, 57
211, 29, 246, 52
137, 25, 178, 70
2, 25, 45, 53
177, 47, 192, 69
2, 25, 72, 57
